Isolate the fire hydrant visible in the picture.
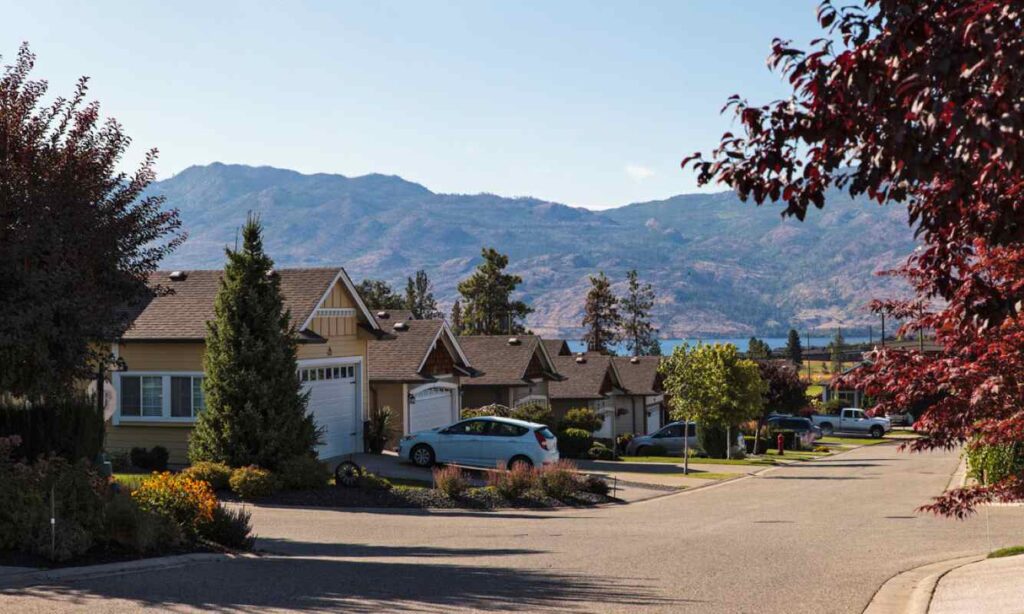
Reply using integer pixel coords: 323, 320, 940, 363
777, 433, 785, 456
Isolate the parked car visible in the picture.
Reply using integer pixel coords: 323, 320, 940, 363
398, 416, 559, 469
765, 415, 821, 450
810, 408, 892, 438
626, 421, 745, 457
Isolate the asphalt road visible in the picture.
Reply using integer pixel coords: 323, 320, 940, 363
3, 443, 1022, 613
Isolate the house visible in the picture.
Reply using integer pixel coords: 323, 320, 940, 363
106, 267, 381, 466
457, 335, 561, 409
368, 310, 473, 446
549, 352, 625, 436
542, 338, 573, 357
612, 355, 666, 435
822, 361, 870, 408
548, 352, 666, 437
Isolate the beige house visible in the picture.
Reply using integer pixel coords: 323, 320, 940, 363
611, 356, 666, 435
457, 335, 560, 410
368, 310, 473, 447
107, 267, 380, 466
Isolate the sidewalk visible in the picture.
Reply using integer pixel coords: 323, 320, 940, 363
929, 554, 1024, 614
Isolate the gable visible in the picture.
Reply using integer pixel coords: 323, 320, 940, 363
306, 279, 361, 338
421, 342, 457, 376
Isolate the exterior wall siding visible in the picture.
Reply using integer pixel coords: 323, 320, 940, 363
106, 424, 192, 466
119, 342, 205, 371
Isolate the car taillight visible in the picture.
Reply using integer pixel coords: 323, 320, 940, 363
534, 430, 549, 450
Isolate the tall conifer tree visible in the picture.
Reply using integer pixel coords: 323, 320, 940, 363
582, 272, 621, 355
620, 270, 660, 356
457, 248, 533, 335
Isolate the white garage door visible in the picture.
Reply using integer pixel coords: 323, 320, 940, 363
410, 386, 454, 434
300, 364, 358, 459
646, 404, 662, 435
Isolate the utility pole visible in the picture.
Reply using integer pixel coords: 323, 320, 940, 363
881, 314, 886, 349
868, 325, 873, 347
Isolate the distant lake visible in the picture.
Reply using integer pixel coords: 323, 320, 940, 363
567, 336, 873, 355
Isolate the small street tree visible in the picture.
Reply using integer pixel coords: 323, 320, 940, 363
785, 329, 803, 365
0, 45, 183, 399
582, 272, 621, 355
189, 215, 318, 469
660, 343, 765, 462
680, 0, 1024, 515
752, 360, 809, 453
449, 300, 464, 335
457, 247, 533, 335
404, 269, 441, 319
356, 278, 404, 310
620, 270, 661, 356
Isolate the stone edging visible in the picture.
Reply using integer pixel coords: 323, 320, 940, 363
861, 554, 985, 614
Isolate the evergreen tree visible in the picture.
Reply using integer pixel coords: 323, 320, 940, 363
189, 215, 319, 469
404, 269, 441, 319
582, 272, 621, 355
828, 328, 846, 374
355, 278, 404, 310
785, 329, 803, 365
620, 270, 661, 356
449, 300, 464, 335
747, 337, 772, 359
457, 248, 533, 335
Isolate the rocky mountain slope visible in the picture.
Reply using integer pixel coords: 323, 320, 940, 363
154, 163, 916, 336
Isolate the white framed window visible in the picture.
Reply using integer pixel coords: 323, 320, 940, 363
316, 308, 356, 318
299, 365, 354, 383
117, 372, 204, 422
171, 376, 206, 418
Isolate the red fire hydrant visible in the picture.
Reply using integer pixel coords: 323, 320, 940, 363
777, 433, 785, 456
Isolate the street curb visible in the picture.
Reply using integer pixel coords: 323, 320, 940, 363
861, 554, 985, 614
0, 551, 255, 590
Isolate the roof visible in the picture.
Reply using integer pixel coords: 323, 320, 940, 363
122, 267, 378, 340
457, 335, 558, 387
549, 353, 621, 400
542, 339, 573, 357
368, 316, 470, 382
612, 356, 663, 396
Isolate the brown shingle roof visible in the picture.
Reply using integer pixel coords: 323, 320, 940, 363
368, 318, 446, 382
458, 335, 556, 386
612, 356, 663, 396
542, 339, 573, 357
122, 268, 355, 340
549, 353, 620, 400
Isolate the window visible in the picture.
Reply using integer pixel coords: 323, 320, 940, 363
171, 376, 205, 418
446, 420, 489, 435
489, 423, 528, 437
299, 365, 355, 383
656, 424, 683, 438
119, 374, 202, 420
120, 376, 164, 417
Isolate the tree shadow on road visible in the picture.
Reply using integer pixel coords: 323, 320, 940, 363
256, 538, 544, 558
7, 554, 694, 612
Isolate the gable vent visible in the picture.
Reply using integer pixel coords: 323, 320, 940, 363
507, 337, 521, 345
168, 271, 188, 281
393, 322, 409, 331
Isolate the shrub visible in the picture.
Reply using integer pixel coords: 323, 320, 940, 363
229, 466, 278, 500
560, 408, 603, 433
588, 444, 614, 461
198, 504, 255, 550
697, 424, 729, 459
102, 492, 183, 554
487, 464, 536, 499
132, 472, 217, 535
0, 396, 104, 463
615, 433, 635, 454
967, 441, 1024, 485
821, 399, 844, 415
130, 446, 169, 471
580, 474, 610, 496
510, 402, 553, 425
557, 428, 593, 459
433, 465, 468, 498
365, 405, 392, 454
356, 472, 393, 491
537, 460, 581, 501
109, 450, 131, 472
462, 404, 511, 419
277, 456, 330, 491
182, 461, 232, 490
744, 436, 773, 454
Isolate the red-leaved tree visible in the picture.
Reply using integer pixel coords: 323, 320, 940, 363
681, 1, 1024, 517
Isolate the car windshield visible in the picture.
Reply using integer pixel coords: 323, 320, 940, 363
536, 427, 556, 439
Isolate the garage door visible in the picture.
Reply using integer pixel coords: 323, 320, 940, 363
300, 364, 358, 459
646, 403, 662, 435
409, 386, 454, 433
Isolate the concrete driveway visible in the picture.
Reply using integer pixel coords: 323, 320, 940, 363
3, 443, 1022, 613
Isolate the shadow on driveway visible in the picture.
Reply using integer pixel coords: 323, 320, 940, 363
8, 554, 692, 612
256, 538, 544, 558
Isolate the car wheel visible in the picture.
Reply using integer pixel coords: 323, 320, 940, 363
410, 444, 435, 468
509, 456, 534, 470
820, 423, 834, 436
870, 425, 884, 439
635, 445, 649, 456
334, 461, 363, 488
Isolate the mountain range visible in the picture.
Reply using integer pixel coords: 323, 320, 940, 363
153, 163, 917, 337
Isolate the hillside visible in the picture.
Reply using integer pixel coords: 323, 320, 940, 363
154, 163, 916, 336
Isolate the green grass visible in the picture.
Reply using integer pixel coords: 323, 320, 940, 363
988, 545, 1024, 559
818, 436, 890, 446
687, 472, 743, 480
622, 455, 777, 466
113, 472, 151, 491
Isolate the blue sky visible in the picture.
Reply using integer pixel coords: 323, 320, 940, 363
3, 1, 825, 209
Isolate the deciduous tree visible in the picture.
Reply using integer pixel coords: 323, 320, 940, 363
582, 272, 621, 355
457, 248, 532, 335
0, 44, 183, 399
620, 270, 661, 356
681, 0, 1024, 515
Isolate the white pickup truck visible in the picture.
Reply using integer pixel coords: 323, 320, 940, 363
810, 408, 891, 438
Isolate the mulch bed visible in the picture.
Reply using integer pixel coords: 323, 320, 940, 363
227, 486, 615, 510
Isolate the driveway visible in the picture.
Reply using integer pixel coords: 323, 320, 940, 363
3, 443, 1021, 613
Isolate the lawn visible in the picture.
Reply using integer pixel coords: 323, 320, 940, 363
989, 545, 1024, 559
818, 435, 891, 446
688, 472, 744, 480
621, 455, 778, 466
113, 472, 152, 491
